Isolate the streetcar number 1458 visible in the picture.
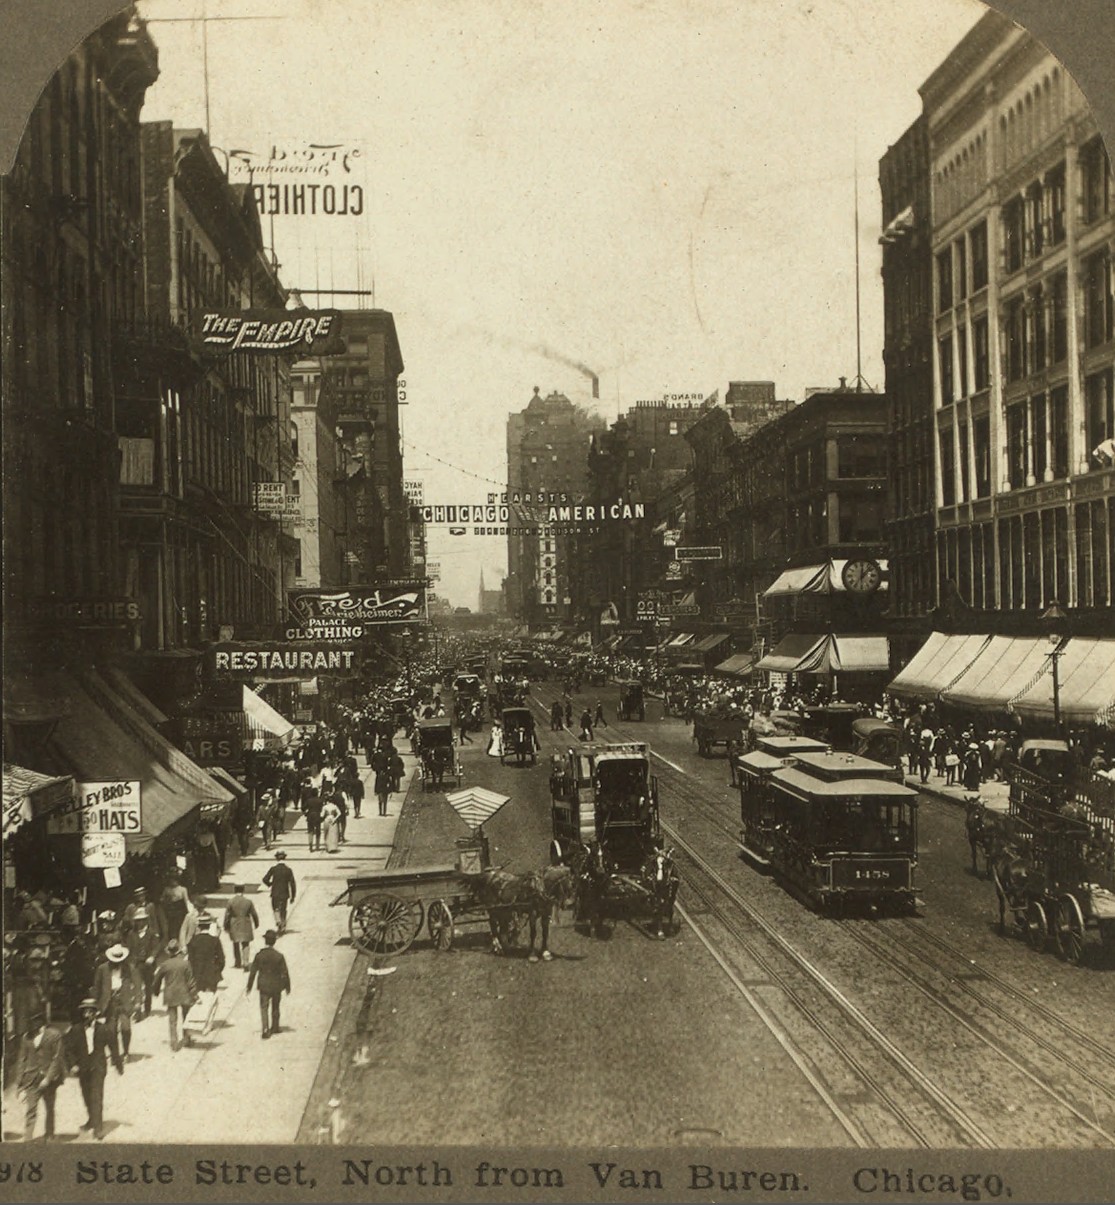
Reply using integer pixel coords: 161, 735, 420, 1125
853, 869, 891, 880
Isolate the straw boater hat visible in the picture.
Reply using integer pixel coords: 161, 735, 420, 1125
105, 944, 129, 963
274, 850, 287, 860
78, 998, 98, 1013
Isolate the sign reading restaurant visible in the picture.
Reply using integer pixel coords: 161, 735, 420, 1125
288, 584, 426, 627
207, 643, 360, 678
197, 309, 344, 355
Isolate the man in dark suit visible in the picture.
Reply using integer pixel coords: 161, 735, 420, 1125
64, 998, 122, 1140
262, 851, 296, 933
245, 930, 291, 1039
18, 1014, 67, 1140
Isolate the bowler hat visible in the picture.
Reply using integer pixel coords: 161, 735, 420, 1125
274, 850, 287, 860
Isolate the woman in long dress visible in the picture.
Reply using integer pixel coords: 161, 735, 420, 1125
486, 722, 504, 759
321, 799, 341, 854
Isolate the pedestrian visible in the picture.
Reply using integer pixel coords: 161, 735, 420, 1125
17, 1013, 67, 1141
61, 929, 98, 1023
232, 791, 255, 857
152, 940, 197, 1052
123, 908, 159, 1020
335, 790, 349, 843
92, 944, 140, 1059
262, 851, 296, 933
564, 699, 573, 729
321, 797, 341, 854
945, 742, 960, 786
246, 930, 291, 1040
594, 700, 607, 728
223, 884, 260, 969
64, 998, 122, 1139
551, 700, 563, 731
374, 759, 392, 816
187, 914, 225, 993
579, 708, 594, 742
917, 740, 932, 785
349, 772, 364, 819
158, 873, 190, 950
259, 790, 276, 850
459, 711, 473, 744
302, 789, 323, 853
962, 742, 983, 791
390, 746, 405, 792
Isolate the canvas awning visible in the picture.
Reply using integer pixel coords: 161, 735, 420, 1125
714, 654, 755, 677
764, 559, 889, 596
242, 686, 295, 749
886, 632, 991, 700
941, 636, 1054, 712
45, 671, 232, 854
693, 632, 730, 654
1011, 638, 1115, 724
668, 632, 696, 647
756, 633, 889, 675
3, 764, 73, 837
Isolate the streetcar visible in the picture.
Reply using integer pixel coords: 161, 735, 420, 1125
736, 734, 831, 864
739, 738, 919, 913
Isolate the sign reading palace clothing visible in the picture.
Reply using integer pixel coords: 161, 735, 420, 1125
207, 643, 360, 678
197, 309, 344, 355
288, 584, 426, 627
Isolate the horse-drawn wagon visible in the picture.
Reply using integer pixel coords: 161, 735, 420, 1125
693, 713, 746, 757
414, 717, 462, 790
500, 706, 538, 764
993, 764, 1115, 966
333, 789, 573, 960
549, 741, 679, 938
616, 680, 645, 721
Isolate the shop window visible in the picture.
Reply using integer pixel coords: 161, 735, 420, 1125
1031, 285, 1047, 370
1005, 294, 1028, 381
973, 414, 991, 498
973, 315, 990, 391
837, 493, 883, 543
1041, 509, 1057, 607
1050, 387, 1070, 478
970, 220, 989, 291
1026, 181, 1044, 258
1084, 250, 1113, 348
1086, 368, 1115, 465
957, 421, 970, 502
1023, 511, 1041, 608
1051, 271, 1068, 363
1047, 162, 1066, 244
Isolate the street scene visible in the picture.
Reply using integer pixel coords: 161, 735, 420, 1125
2, 0, 1115, 1169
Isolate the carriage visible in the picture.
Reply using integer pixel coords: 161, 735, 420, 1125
693, 714, 746, 757
616, 680, 645, 721
334, 789, 566, 958
415, 717, 462, 790
549, 741, 678, 937
740, 740, 919, 913
388, 696, 413, 733
500, 706, 538, 764
993, 761, 1115, 966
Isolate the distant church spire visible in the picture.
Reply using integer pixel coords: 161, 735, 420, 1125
478, 567, 485, 612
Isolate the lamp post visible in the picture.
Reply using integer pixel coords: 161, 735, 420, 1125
399, 626, 414, 695
1041, 601, 1068, 734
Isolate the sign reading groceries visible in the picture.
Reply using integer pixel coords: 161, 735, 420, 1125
48, 780, 142, 835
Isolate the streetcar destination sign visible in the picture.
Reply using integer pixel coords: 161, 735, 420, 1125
674, 546, 723, 561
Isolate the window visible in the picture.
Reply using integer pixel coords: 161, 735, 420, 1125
1006, 404, 1028, 489
1082, 136, 1112, 224
1084, 250, 1113, 348
939, 430, 956, 506
956, 325, 968, 399
1031, 285, 1047, 371
1047, 162, 1066, 244
939, 335, 954, 404
1025, 181, 1044, 258
1023, 511, 1041, 608
837, 493, 884, 543
958, 420, 970, 502
1050, 386, 1070, 479
955, 237, 968, 300
1086, 368, 1114, 463
973, 315, 990, 391
836, 439, 886, 478
1002, 196, 1025, 273
937, 249, 953, 312
290, 477, 300, 496
1005, 295, 1028, 381
668, 420, 679, 435
970, 220, 988, 291
973, 414, 991, 498
1051, 271, 1068, 364
1032, 393, 1048, 481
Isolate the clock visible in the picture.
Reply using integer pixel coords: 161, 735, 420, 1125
842, 558, 882, 594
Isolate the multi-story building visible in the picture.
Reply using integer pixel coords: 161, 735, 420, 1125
879, 115, 935, 664
505, 387, 604, 627
921, 10, 1114, 630
290, 358, 345, 588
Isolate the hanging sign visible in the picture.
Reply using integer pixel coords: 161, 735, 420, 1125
197, 309, 344, 356
288, 584, 426, 627
675, 546, 723, 561
48, 780, 142, 835
82, 832, 126, 869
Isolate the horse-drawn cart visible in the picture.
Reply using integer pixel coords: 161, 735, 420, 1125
500, 706, 538, 764
415, 717, 462, 791
333, 789, 573, 959
692, 714, 746, 757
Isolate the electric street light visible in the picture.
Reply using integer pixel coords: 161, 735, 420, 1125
1041, 601, 1068, 734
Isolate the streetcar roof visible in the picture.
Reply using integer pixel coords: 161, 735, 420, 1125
735, 751, 788, 772
755, 735, 830, 755
771, 767, 919, 800
791, 751, 903, 780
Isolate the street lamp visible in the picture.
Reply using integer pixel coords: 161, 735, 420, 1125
1041, 601, 1069, 734
399, 626, 414, 695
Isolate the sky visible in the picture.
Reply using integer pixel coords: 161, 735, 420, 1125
134, 0, 984, 609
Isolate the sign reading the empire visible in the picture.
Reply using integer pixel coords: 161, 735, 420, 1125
288, 584, 426, 627
198, 309, 344, 355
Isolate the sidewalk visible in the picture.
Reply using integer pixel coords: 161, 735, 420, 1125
4, 746, 417, 1145
906, 767, 1011, 813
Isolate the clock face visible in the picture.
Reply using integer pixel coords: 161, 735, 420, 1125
842, 559, 881, 593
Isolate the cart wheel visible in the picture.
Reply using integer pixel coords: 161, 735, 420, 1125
427, 899, 454, 951
1054, 894, 1087, 966
350, 895, 425, 956
1025, 899, 1049, 952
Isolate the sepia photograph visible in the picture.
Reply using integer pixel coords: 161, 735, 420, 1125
1, 0, 1114, 1200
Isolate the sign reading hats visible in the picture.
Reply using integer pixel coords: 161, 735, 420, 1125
48, 780, 141, 835
82, 832, 126, 869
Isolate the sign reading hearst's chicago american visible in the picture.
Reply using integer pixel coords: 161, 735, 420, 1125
288, 584, 426, 627
197, 309, 344, 355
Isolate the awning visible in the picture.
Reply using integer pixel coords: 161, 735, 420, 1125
3, 764, 74, 837
941, 636, 1054, 712
1011, 638, 1115, 724
756, 633, 889, 675
714, 654, 755, 677
764, 559, 889, 597
887, 632, 992, 700
46, 670, 232, 854
208, 765, 248, 797
668, 633, 696, 647
242, 686, 295, 749
693, 633, 730, 654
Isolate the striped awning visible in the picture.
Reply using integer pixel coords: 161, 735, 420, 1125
887, 632, 992, 700
445, 786, 511, 831
1011, 638, 1115, 724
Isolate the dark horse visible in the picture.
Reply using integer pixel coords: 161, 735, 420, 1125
644, 845, 680, 939
472, 866, 575, 962
965, 797, 1013, 879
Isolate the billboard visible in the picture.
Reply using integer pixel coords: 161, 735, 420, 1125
47, 780, 142, 835
288, 584, 426, 627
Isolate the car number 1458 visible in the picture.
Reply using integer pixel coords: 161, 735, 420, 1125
854, 868, 891, 881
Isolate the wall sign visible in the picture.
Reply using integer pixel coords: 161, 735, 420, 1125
288, 584, 426, 627
197, 309, 344, 356
48, 780, 142, 835
81, 832, 126, 869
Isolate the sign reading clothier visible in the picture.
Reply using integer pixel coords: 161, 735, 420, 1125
288, 584, 426, 627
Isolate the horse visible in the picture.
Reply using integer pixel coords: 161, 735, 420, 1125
643, 845, 679, 940
569, 841, 610, 938
472, 866, 575, 962
966, 799, 1014, 879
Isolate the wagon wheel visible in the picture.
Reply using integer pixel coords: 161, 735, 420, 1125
1025, 899, 1049, 952
1054, 894, 1087, 967
991, 861, 1010, 934
427, 899, 455, 952
350, 894, 425, 956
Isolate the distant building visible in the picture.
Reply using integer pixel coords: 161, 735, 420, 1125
478, 568, 504, 615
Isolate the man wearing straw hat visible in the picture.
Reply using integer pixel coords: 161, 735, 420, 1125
92, 943, 141, 1059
